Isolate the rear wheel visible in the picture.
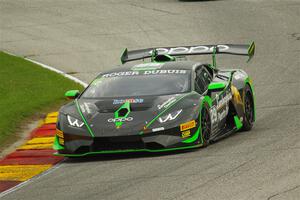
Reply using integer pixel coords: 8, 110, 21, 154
242, 84, 254, 131
200, 103, 211, 146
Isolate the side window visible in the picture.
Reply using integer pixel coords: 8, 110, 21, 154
195, 68, 212, 94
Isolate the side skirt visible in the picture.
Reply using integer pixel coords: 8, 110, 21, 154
209, 128, 237, 143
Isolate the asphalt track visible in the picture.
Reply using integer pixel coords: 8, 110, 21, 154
1, 0, 300, 199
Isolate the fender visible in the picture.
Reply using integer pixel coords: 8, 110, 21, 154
182, 95, 212, 144
231, 70, 249, 119
244, 77, 256, 121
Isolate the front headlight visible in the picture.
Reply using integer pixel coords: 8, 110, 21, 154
67, 115, 84, 128
158, 109, 182, 123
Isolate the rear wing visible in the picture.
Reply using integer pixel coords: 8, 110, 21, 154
121, 42, 255, 64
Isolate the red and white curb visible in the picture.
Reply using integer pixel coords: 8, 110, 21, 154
0, 56, 87, 196
0, 112, 62, 193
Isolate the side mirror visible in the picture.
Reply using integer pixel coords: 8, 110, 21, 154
208, 82, 226, 91
65, 90, 80, 99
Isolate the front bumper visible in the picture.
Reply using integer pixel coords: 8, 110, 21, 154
53, 130, 202, 157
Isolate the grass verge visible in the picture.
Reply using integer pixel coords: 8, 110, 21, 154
0, 51, 84, 146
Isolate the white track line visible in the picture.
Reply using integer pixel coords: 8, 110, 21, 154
25, 58, 88, 87
0, 52, 87, 197
4, 51, 88, 87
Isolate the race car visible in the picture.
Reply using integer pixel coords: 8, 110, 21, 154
53, 42, 256, 157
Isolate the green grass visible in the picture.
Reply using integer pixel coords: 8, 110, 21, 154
0, 51, 84, 144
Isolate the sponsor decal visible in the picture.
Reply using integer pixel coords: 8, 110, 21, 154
210, 105, 229, 123
143, 70, 186, 75
149, 45, 229, 55
218, 106, 228, 121
234, 73, 244, 80
216, 92, 232, 110
103, 70, 187, 78
180, 120, 196, 131
113, 98, 144, 105
102, 71, 139, 78
56, 129, 65, 145
107, 117, 133, 123
210, 92, 232, 124
158, 109, 182, 123
181, 130, 191, 138
157, 97, 176, 110
58, 137, 64, 145
234, 70, 247, 80
231, 85, 243, 105
56, 129, 64, 138
210, 106, 218, 124
152, 127, 165, 132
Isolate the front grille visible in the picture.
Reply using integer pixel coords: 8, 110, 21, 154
92, 136, 145, 151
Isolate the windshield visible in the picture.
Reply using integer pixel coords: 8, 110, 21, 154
81, 70, 191, 98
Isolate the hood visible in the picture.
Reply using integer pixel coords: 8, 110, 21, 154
74, 92, 201, 137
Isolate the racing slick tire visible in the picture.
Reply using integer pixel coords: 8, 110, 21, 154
200, 103, 211, 146
242, 84, 255, 131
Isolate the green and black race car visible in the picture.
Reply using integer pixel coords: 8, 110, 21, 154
53, 42, 256, 157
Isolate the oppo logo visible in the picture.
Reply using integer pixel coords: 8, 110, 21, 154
149, 45, 229, 55
108, 117, 133, 123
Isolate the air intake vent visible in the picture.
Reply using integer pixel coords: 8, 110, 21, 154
118, 108, 129, 117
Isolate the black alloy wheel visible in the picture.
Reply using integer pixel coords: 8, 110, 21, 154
201, 104, 211, 146
242, 85, 254, 131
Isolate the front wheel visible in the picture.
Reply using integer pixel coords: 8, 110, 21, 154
200, 103, 211, 146
242, 84, 255, 131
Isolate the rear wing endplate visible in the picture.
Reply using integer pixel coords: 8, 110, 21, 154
121, 42, 255, 64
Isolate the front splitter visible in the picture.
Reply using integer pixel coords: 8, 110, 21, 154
54, 143, 203, 157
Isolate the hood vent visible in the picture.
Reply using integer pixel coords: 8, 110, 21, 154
118, 108, 129, 117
